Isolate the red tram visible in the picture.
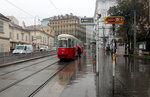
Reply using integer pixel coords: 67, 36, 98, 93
57, 34, 83, 60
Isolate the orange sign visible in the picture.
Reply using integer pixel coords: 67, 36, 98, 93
104, 16, 124, 24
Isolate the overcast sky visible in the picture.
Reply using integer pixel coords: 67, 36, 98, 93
0, 0, 96, 26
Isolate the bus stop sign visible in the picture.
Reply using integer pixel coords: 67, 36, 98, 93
104, 16, 124, 24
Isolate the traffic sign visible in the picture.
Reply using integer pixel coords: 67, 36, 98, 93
104, 16, 124, 24
80, 17, 94, 25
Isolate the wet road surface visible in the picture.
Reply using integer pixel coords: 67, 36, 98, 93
59, 51, 97, 97
115, 55, 150, 97
95, 47, 150, 97
34, 50, 97, 97
0, 48, 149, 97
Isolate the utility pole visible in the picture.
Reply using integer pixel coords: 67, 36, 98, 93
133, 0, 137, 54
95, 13, 101, 75
149, 0, 150, 23
112, 24, 116, 96
133, 10, 137, 54
104, 15, 124, 97
149, 0, 150, 35
102, 26, 105, 49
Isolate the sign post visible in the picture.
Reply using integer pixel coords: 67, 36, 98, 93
104, 16, 124, 24
104, 16, 124, 96
80, 17, 94, 25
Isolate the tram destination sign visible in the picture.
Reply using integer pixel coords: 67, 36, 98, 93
104, 16, 124, 24
80, 17, 95, 25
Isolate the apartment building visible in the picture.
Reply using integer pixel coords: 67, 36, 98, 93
26, 25, 54, 50
0, 13, 11, 52
9, 21, 30, 51
0, 13, 55, 52
46, 14, 86, 43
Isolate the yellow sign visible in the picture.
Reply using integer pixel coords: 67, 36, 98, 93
104, 16, 125, 24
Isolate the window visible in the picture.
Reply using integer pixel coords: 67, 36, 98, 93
9, 32, 12, 39
21, 33, 24, 41
15, 45, 24, 50
43, 37, 44, 43
0, 21, 4, 32
0, 44, 4, 52
58, 40, 67, 48
68, 39, 71, 47
17, 33, 19, 40
72, 40, 74, 47
32, 36, 34, 41
26, 36, 28, 41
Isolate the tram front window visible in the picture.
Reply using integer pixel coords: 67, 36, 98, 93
58, 40, 67, 47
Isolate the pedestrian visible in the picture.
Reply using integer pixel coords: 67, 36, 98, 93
77, 47, 81, 57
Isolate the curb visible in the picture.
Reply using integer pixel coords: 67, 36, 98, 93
0, 54, 55, 68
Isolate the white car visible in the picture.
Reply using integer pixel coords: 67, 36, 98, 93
13, 45, 33, 54
51, 47, 57, 50
40, 46, 49, 51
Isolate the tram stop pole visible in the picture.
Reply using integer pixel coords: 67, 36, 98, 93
112, 24, 116, 96
104, 16, 124, 97
96, 21, 99, 75
95, 13, 101, 75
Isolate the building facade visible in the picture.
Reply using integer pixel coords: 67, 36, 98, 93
9, 22, 30, 51
48, 14, 86, 43
0, 13, 55, 52
0, 13, 11, 52
26, 26, 54, 50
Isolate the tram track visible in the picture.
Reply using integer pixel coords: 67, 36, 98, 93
28, 62, 67, 97
0, 55, 57, 77
0, 56, 62, 93
0, 62, 55, 92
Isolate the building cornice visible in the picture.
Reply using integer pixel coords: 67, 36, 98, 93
0, 36, 9, 40
0, 13, 11, 22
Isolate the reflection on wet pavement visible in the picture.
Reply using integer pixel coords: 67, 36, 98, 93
115, 56, 150, 97
34, 50, 97, 97
59, 51, 97, 97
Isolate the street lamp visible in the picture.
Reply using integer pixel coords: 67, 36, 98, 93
95, 13, 101, 75
148, 0, 150, 36
33, 16, 40, 50
131, 0, 137, 54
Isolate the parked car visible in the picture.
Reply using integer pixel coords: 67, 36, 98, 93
13, 45, 33, 54
51, 47, 57, 50
40, 46, 49, 51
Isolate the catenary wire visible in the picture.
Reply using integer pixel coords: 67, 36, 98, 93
4, 0, 34, 17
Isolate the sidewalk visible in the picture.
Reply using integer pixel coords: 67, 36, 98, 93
59, 49, 97, 97
97, 46, 150, 97
115, 47, 150, 97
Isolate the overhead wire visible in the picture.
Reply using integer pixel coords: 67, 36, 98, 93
4, 0, 34, 17
48, 0, 62, 14
4, 0, 62, 25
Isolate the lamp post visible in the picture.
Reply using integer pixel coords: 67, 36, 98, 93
33, 16, 40, 51
95, 13, 101, 75
132, 0, 137, 54
102, 26, 105, 49
148, 0, 150, 36
149, 0, 150, 23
